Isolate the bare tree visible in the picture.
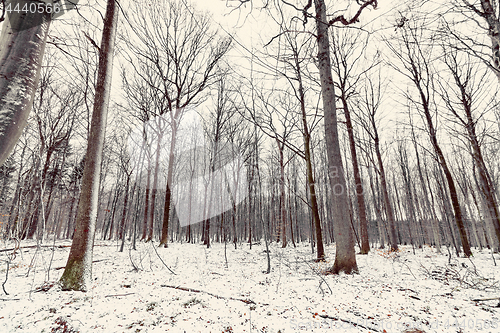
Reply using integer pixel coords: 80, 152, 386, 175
20, 57, 80, 240
387, 16, 472, 256
330, 27, 375, 254
121, 0, 231, 247
312, 0, 377, 273
356, 72, 399, 252
59, 0, 119, 291
437, 47, 500, 249
264, 13, 326, 255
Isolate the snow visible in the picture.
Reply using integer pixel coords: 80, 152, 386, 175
0, 240, 499, 332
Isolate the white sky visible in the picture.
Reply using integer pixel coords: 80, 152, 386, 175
2, 0, 498, 168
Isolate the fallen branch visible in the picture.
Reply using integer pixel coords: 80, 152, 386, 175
160, 284, 267, 305
314, 313, 380, 332
105, 293, 135, 298
0, 243, 113, 253
53, 259, 108, 270
471, 297, 500, 301
150, 242, 176, 275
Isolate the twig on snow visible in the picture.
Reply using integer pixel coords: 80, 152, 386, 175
160, 284, 268, 305
313, 312, 381, 332
105, 293, 135, 298
302, 259, 333, 294
2, 238, 20, 295
53, 259, 107, 270
150, 241, 176, 275
129, 245, 140, 272
0, 244, 71, 253
471, 297, 500, 301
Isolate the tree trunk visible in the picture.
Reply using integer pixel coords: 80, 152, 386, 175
118, 175, 131, 244
424, 111, 472, 257
290, 51, 324, 256
276, 141, 287, 248
59, 0, 118, 291
340, 93, 370, 254
141, 159, 151, 240
471, 0, 500, 82
315, 0, 356, 272
159, 119, 177, 247
374, 137, 398, 252
411, 124, 441, 251
0, 5, 51, 166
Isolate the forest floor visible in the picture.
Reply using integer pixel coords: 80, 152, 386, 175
0, 239, 499, 333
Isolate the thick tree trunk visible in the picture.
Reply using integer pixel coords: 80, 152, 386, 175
0, 6, 50, 166
315, 0, 356, 272
59, 0, 118, 291
474, 0, 500, 82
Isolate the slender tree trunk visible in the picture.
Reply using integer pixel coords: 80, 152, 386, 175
276, 141, 287, 248
426, 116, 471, 256
435, 165, 460, 256
340, 93, 370, 254
374, 138, 398, 251
141, 161, 151, 240
159, 120, 177, 247
467, 122, 500, 250
119, 175, 131, 245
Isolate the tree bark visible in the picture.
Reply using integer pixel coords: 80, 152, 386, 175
59, 0, 118, 291
159, 119, 177, 247
0, 4, 50, 166
315, 0, 356, 272
340, 94, 370, 254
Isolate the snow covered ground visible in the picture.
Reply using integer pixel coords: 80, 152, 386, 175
1, 239, 499, 333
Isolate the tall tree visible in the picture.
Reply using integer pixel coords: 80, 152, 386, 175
388, 16, 472, 256
266, 16, 326, 255
312, 0, 377, 271
356, 72, 399, 251
330, 28, 374, 254
59, 0, 119, 291
437, 48, 500, 249
121, 0, 231, 247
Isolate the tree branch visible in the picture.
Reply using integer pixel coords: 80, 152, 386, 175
328, 0, 378, 26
